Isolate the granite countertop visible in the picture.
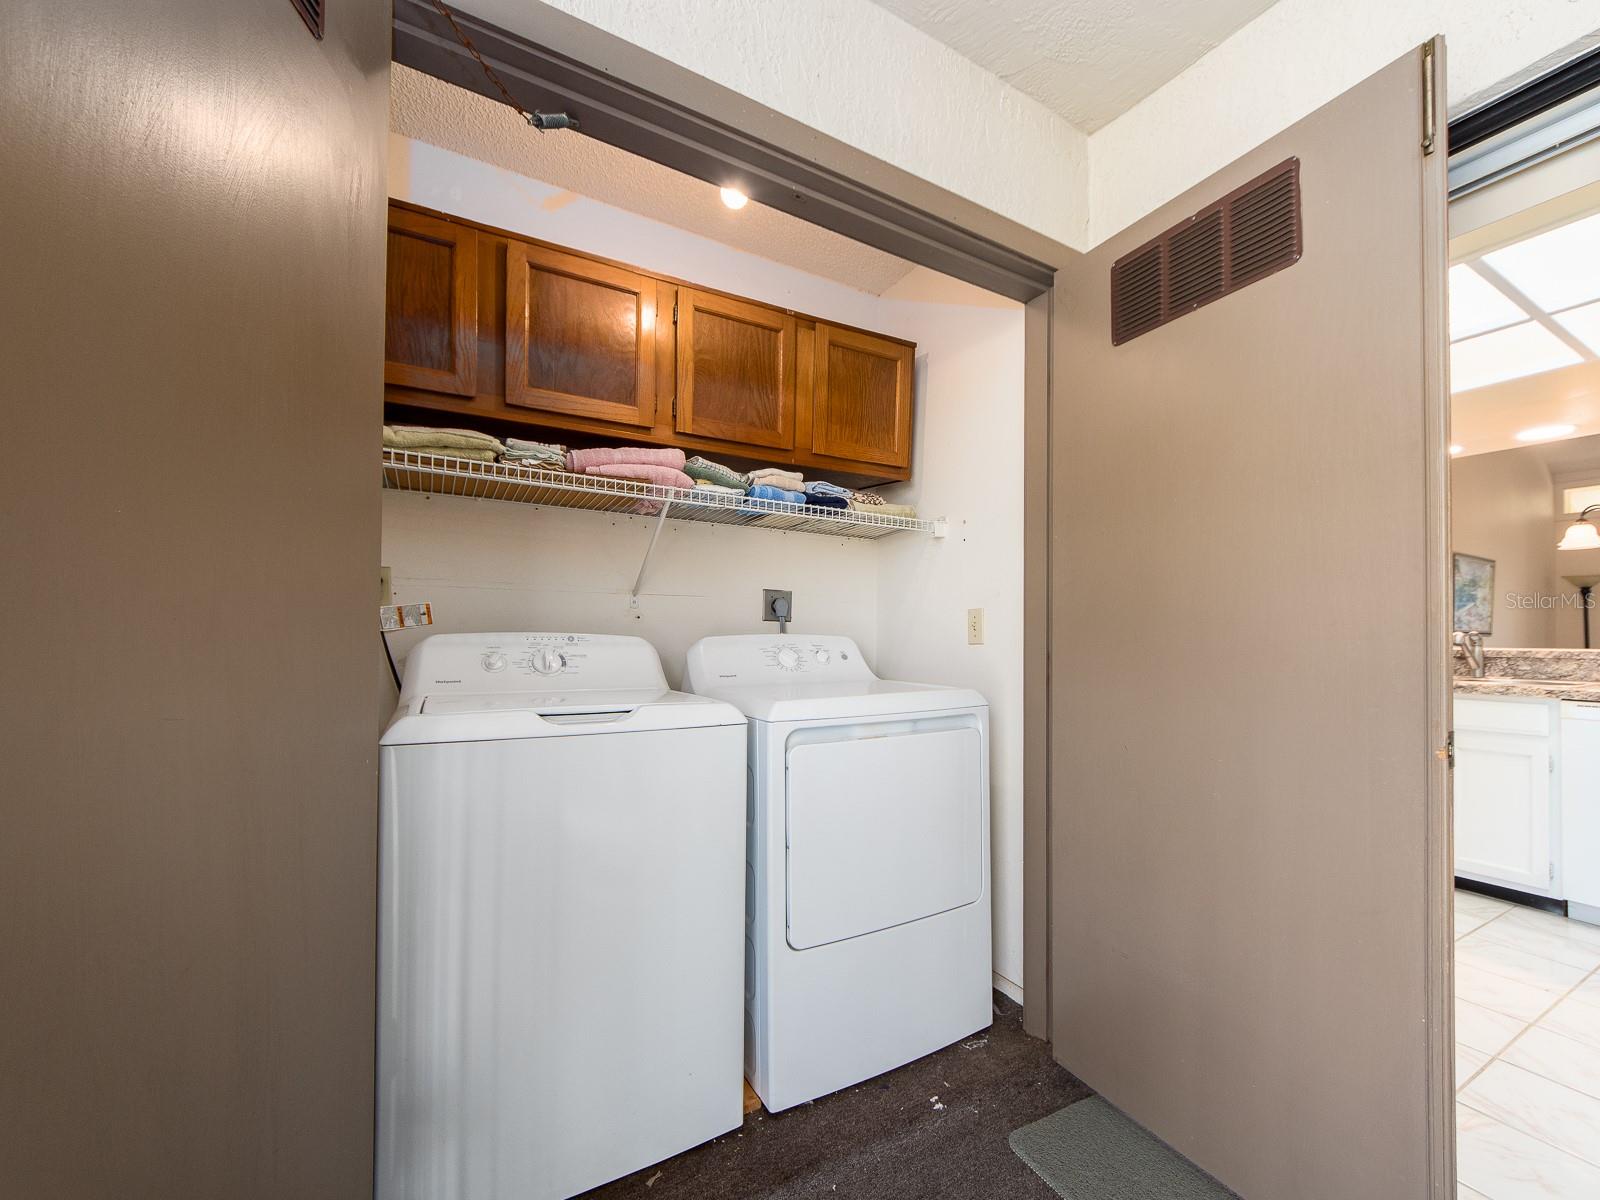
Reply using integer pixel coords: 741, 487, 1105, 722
1453, 677, 1600, 701
1452, 647, 1600, 701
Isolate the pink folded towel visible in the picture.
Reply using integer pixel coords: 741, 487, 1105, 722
587, 463, 695, 490
567, 446, 687, 473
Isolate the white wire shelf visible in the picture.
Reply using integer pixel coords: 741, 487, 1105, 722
381, 450, 938, 541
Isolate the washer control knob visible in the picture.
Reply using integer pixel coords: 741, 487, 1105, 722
813, 648, 831, 665
530, 647, 567, 675
481, 652, 508, 673
776, 647, 801, 671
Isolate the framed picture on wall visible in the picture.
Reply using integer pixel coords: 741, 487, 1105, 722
1453, 553, 1495, 635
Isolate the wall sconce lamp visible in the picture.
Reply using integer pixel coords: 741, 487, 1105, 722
1558, 506, 1600, 551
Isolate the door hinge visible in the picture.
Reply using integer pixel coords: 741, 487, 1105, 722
1421, 41, 1437, 155
1440, 730, 1455, 769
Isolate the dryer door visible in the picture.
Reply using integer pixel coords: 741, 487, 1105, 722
785, 723, 983, 950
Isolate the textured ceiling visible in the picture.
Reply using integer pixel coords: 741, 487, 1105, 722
390, 66, 918, 295
869, 0, 1280, 132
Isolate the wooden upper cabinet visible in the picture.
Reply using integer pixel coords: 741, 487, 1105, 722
385, 208, 479, 397
505, 243, 657, 427
812, 324, 914, 468
676, 290, 796, 450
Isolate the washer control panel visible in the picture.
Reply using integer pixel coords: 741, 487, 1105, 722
476, 634, 583, 679
399, 633, 669, 701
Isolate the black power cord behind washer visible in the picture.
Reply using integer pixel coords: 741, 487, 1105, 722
382, 631, 402, 691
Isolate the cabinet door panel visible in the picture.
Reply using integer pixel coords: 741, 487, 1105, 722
677, 290, 795, 449
385, 208, 478, 396
813, 325, 913, 467
506, 244, 656, 427
1455, 728, 1552, 891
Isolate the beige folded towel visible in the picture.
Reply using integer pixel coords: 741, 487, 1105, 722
383, 425, 505, 453
749, 467, 804, 491
849, 500, 917, 519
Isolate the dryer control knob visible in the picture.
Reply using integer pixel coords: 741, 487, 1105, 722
481, 652, 508, 673
776, 647, 801, 671
813, 648, 831, 665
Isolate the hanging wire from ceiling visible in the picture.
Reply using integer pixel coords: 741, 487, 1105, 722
425, 0, 580, 131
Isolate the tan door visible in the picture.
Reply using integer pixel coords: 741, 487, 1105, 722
385, 206, 479, 397
505, 242, 658, 426
812, 323, 914, 468
1049, 44, 1451, 1199
676, 288, 797, 449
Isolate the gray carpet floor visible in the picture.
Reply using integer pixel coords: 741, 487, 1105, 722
582, 994, 1091, 1200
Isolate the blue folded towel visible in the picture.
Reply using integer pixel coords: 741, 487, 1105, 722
804, 481, 853, 499
805, 493, 849, 509
749, 484, 805, 505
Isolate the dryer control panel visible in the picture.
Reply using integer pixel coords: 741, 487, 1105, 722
685, 634, 876, 689
397, 633, 669, 702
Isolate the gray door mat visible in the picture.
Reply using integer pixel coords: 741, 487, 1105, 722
1009, 1096, 1238, 1199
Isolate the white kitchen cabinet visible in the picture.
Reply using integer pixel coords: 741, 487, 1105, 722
1562, 701, 1600, 923
1454, 697, 1558, 896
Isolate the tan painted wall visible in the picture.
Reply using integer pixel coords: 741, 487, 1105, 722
0, 1, 387, 1195
1451, 448, 1557, 646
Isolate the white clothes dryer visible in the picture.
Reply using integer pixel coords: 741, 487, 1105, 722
684, 634, 991, 1112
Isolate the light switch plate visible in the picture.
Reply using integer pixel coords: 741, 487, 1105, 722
967, 608, 984, 645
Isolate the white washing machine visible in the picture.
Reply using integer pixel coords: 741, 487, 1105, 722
683, 634, 992, 1112
378, 633, 747, 1200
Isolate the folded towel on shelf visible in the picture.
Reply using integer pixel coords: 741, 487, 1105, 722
848, 489, 886, 506
849, 500, 918, 519
748, 467, 804, 491
390, 445, 500, 463
748, 484, 806, 505
383, 425, 506, 454
684, 456, 750, 490
691, 482, 745, 496
804, 492, 849, 509
566, 446, 687, 473
803, 481, 853, 500
502, 438, 568, 469
587, 463, 695, 490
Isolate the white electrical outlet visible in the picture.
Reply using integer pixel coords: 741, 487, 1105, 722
967, 608, 984, 645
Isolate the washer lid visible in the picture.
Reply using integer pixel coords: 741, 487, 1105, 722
382, 687, 744, 745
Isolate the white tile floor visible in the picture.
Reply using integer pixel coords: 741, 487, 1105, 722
1455, 889, 1600, 1198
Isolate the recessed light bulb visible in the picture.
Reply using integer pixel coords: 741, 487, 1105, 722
1449, 444, 1464, 456
720, 186, 748, 210
1514, 423, 1578, 443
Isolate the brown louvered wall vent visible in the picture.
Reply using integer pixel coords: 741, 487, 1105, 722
1110, 157, 1301, 345
291, 0, 324, 39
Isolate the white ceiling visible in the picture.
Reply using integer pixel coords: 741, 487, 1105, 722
390, 66, 919, 296
868, 0, 1280, 132
1450, 194, 1600, 458
1452, 360, 1600, 459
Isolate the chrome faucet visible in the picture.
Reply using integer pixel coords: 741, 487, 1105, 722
1454, 630, 1486, 678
